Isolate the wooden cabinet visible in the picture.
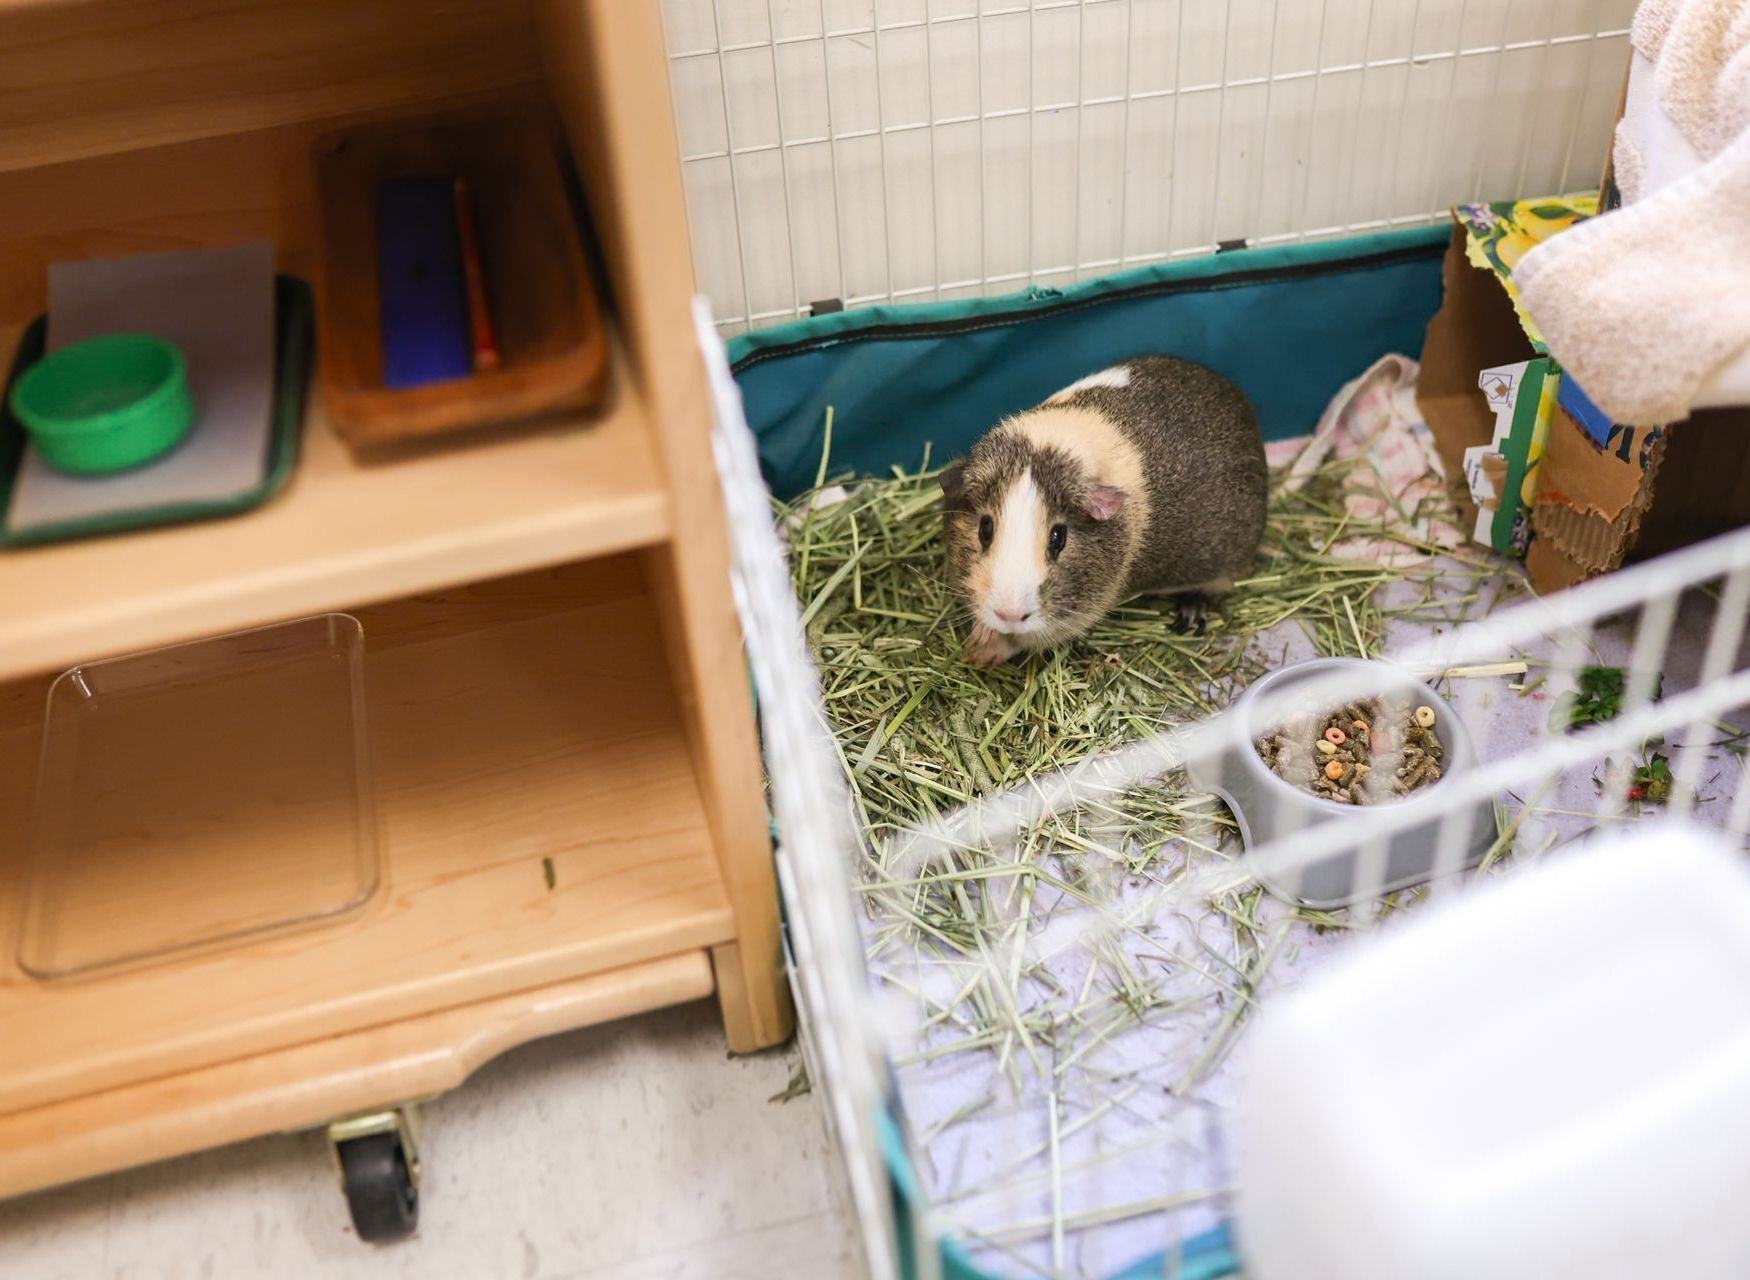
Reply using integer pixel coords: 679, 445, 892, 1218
0, 0, 791, 1198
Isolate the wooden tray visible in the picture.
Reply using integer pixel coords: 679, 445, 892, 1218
313, 104, 610, 448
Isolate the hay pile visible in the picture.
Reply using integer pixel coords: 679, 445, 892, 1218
788, 442, 1498, 833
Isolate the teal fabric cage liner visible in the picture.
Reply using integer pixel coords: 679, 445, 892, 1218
730, 224, 1450, 502
734, 224, 1452, 1280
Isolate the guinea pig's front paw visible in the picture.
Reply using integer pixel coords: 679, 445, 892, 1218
1171, 593, 1211, 636
964, 625, 1020, 668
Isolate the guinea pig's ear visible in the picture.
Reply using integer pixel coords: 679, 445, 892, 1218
1081, 485, 1127, 521
939, 462, 970, 508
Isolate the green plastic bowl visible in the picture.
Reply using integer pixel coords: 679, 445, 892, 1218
9, 334, 193, 475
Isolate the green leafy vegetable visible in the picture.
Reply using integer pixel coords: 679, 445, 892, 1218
1631, 752, 1673, 803
1549, 665, 1660, 731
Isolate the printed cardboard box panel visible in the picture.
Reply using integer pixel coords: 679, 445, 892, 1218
1464, 359, 1551, 556
1438, 198, 1597, 560
1417, 223, 1537, 529
1455, 197, 1595, 343
1419, 212, 1750, 592
1418, 223, 1565, 558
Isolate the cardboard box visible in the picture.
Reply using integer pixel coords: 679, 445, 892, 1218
1418, 202, 1750, 593
1463, 358, 1551, 556
1419, 198, 1594, 561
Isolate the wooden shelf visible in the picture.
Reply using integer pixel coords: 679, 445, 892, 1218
0, 347, 670, 682
0, 952, 716, 1199
0, 83, 669, 683
0, 558, 733, 1117
0, 0, 544, 176
0, 0, 790, 1198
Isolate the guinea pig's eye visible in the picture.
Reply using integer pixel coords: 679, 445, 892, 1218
978, 515, 994, 549
1047, 523, 1068, 559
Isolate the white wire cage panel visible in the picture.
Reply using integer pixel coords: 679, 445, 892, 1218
664, 0, 1635, 335
699, 290, 1750, 1273
845, 530, 1750, 1275
697, 303, 901, 1280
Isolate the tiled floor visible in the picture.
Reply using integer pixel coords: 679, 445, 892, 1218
0, 1000, 858, 1280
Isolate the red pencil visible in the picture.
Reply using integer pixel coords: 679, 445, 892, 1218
452, 177, 502, 372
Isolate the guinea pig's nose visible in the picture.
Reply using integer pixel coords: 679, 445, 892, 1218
995, 607, 1033, 624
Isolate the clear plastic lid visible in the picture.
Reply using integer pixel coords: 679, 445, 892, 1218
18, 614, 379, 979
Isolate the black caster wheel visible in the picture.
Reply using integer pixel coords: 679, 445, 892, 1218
336, 1128, 419, 1243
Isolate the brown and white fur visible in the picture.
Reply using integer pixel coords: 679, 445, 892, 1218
941, 356, 1267, 666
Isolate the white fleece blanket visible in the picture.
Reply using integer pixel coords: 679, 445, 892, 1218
1515, 0, 1750, 426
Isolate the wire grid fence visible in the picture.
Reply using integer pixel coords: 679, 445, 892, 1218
664, 0, 1634, 335
855, 534, 1750, 1276
698, 301, 901, 1280
701, 297, 1750, 1274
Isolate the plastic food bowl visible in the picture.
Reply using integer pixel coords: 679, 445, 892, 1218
1185, 657, 1495, 907
8, 333, 193, 474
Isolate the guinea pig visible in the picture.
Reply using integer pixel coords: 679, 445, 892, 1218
940, 355, 1267, 667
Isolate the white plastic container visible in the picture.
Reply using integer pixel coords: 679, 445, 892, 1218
1236, 821, 1750, 1280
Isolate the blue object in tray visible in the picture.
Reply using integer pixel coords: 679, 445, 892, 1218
377, 177, 473, 390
